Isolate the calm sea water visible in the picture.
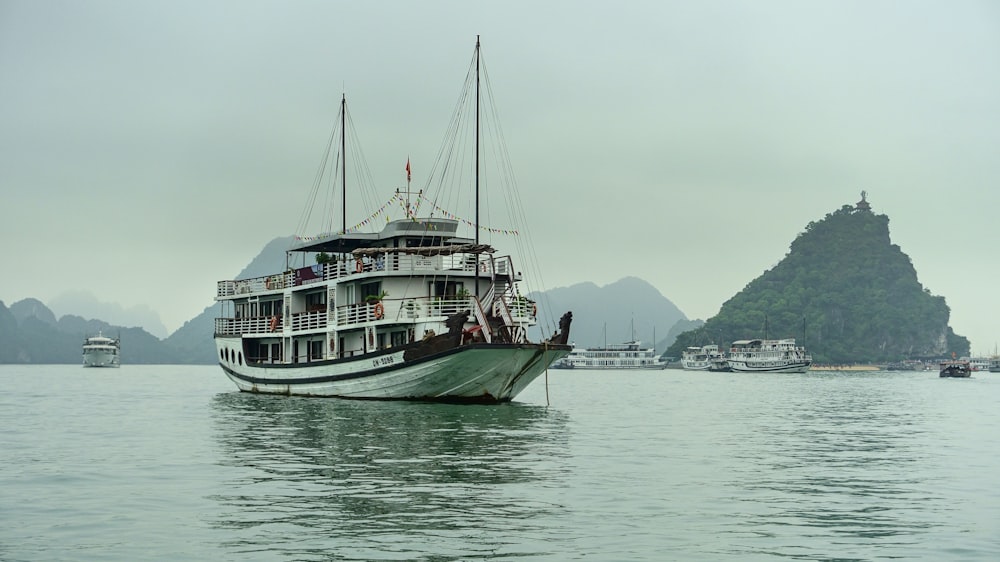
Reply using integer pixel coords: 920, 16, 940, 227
1, 365, 998, 561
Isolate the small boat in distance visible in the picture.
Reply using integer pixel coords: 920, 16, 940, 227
681, 344, 725, 371
968, 357, 990, 372
553, 341, 667, 370
82, 332, 120, 368
990, 356, 1000, 373
212, 39, 572, 402
727, 338, 811, 373
708, 356, 732, 372
940, 359, 972, 378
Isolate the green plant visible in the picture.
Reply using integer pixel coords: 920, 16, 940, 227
365, 290, 389, 303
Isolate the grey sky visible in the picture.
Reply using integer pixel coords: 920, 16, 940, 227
2, 1, 998, 353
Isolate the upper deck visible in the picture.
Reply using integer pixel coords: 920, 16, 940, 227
216, 250, 516, 299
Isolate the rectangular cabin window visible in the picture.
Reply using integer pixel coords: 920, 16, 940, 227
306, 291, 326, 311
390, 331, 405, 348
309, 340, 323, 361
360, 281, 381, 303
406, 238, 436, 248
265, 300, 280, 317
432, 280, 464, 298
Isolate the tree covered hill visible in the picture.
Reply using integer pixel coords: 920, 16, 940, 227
667, 200, 969, 364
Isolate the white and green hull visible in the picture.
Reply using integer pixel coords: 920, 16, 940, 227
216, 336, 569, 402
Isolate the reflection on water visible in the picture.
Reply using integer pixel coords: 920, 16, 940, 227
209, 392, 570, 560
727, 373, 942, 559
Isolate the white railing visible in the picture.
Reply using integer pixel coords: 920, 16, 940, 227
215, 281, 535, 337
215, 316, 281, 336
217, 252, 495, 298
291, 310, 328, 331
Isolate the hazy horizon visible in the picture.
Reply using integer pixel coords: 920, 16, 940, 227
2, 1, 998, 352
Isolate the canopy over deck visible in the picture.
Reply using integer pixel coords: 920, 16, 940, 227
289, 218, 474, 255
351, 244, 495, 257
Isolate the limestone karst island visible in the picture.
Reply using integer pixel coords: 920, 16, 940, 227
667, 193, 970, 365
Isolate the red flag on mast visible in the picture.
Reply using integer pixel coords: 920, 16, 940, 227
405, 158, 411, 182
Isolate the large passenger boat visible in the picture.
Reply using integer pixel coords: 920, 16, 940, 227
553, 341, 666, 370
82, 332, 120, 368
726, 338, 811, 373
213, 39, 572, 402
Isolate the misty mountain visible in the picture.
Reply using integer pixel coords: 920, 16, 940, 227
0, 299, 178, 364
528, 276, 688, 354
10, 298, 58, 326
163, 236, 296, 363
0, 237, 297, 364
49, 290, 169, 338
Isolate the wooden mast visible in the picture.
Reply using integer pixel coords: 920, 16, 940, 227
340, 93, 347, 234
474, 36, 482, 297
474, 36, 481, 246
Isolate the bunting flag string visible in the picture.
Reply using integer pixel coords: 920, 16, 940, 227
293, 193, 403, 240
413, 193, 519, 236
294, 191, 519, 240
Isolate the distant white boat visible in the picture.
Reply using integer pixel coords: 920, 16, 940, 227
967, 357, 990, 372
681, 344, 725, 371
727, 338, 811, 373
82, 332, 120, 368
553, 341, 666, 370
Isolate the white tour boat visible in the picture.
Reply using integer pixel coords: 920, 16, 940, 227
213, 39, 572, 402
82, 332, 120, 368
681, 344, 725, 371
726, 338, 811, 373
967, 357, 990, 372
990, 356, 1000, 373
553, 341, 666, 370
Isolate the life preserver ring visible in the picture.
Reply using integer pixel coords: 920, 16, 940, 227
329, 338, 336, 352
269, 315, 279, 332
532, 303, 537, 316
373, 302, 384, 319
355, 259, 364, 273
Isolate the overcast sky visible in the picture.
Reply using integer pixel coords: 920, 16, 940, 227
2, 1, 998, 353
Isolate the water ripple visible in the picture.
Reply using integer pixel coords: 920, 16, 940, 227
209, 393, 571, 560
